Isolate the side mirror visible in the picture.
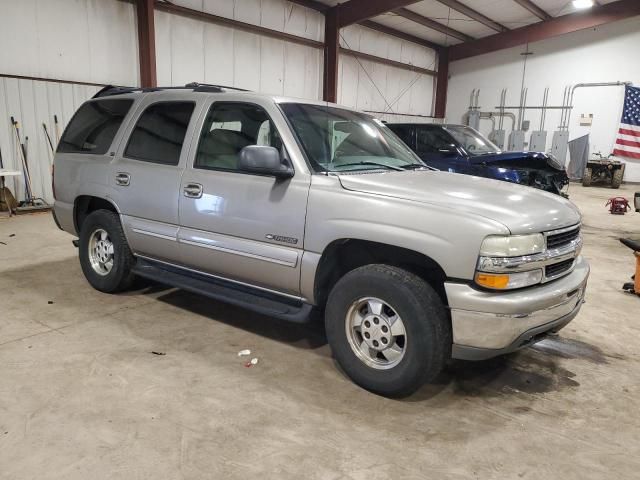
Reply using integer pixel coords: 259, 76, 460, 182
239, 145, 294, 179
438, 145, 458, 156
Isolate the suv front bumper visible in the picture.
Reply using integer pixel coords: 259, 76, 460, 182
446, 256, 589, 360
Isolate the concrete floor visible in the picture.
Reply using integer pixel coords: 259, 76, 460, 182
1, 184, 639, 480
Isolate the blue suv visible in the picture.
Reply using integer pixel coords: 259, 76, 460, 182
387, 123, 569, 196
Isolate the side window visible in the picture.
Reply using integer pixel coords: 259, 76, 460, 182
57, 99, 133, 154
416, 128, 455, 154
195, 103, 282, 171
388, 125, 413, 149
124, 101, 195, 165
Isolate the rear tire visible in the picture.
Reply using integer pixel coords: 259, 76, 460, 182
79, 209, 136, 293
611, 168, 623, 189
582, 167, 592, 187
325, 264, 450, 397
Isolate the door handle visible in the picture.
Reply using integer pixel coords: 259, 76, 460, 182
183, 183, 203, 199
115, 172, 130, 186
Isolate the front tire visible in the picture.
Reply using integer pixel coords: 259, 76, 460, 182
79, 209, 136, 293
325, 264, 450, 397
582, 167, 592, 187
611, 168, 623, 189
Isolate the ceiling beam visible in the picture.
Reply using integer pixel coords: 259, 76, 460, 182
435, 0, 508, 32
288, 0, 443, 51
394, 7, 474, 42
335, 0, 423, 28
512, 0, 551, 21
339, 47, 437, 76
449, 0, 640, 61
361, 20, 443, 51
155, 1, 322, 49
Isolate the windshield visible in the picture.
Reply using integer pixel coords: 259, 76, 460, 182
280, 103, 425, 172
443, 125, 500, 156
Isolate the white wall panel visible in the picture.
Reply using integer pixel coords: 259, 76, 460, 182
0, 77, 99, 204
337, 25, 435, 120
173, 0, 324, 42
0, 0, 138, 86
155, 8, 322, 100
446, 16, 640, 181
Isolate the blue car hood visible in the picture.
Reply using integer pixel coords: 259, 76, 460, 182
468, 151, 563, 170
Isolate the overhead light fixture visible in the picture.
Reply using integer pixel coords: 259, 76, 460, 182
572, 0, 594, 9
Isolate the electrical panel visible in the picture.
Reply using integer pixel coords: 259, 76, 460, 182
467, 111, 481, 130
550, 131, 570, 166
492, 130, 506, 150
529, 131, 547, 152
508, 130, 525, 151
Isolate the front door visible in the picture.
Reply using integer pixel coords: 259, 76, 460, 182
178, 101, 310, 296
110, 95, 201, 262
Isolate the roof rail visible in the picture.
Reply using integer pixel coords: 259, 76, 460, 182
185, 82, 251, 92
92, 83, 251, 99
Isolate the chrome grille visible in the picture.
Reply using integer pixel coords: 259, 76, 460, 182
546, 225, 580, 250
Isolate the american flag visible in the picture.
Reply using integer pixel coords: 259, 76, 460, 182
613, 85, 640, 160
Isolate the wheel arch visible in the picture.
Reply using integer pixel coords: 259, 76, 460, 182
74, 195, 121, 234
312, 239, 448, 309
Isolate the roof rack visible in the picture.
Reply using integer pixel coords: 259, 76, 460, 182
92, 83, 251, 99
184, 82, 250, 92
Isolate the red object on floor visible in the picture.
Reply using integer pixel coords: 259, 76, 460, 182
606, 197, 630, 214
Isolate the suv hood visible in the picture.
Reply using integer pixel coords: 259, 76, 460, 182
337, 170, 580, 234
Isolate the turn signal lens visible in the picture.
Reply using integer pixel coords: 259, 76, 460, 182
475, 273, 510, 289
475, 269, 543, 290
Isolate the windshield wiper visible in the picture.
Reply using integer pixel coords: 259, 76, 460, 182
399, 163, 427, 170
333, 161, 404, 171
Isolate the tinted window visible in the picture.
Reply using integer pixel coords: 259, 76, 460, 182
416, 127, 456, 154
387, 125, 414, 149
57, 99, 133, 154
124, 102, 195, 165
195, 103, 282, 171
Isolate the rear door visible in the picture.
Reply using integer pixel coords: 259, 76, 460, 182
110, 94, 201, 262
177, 100, 310, 295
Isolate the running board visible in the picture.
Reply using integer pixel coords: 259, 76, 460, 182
132, 258, 312, 323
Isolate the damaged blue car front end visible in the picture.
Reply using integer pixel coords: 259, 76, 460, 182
386, 123, 570, 196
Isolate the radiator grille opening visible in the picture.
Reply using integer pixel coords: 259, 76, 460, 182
546, 226, 580, 250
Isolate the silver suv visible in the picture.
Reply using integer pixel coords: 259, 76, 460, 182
53, 84, 589, 397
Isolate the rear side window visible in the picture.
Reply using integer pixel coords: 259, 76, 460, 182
57, 99, 133, 154
124, 101, 195, 166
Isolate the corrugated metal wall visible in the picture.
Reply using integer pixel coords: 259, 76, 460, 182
0, 77, 100, 204
0, 0, 137, 205
0, 0, 437, 205
338, 25, 436, 121
155, 0, 325, 98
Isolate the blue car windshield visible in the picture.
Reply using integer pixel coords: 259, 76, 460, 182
280, 103, 425, 172
443, 125, 500, 156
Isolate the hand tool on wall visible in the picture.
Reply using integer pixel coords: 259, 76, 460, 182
54, 114, 61, 145
10, 116, 33, 203
43, 123, 55, 167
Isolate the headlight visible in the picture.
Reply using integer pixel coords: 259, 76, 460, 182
475, 270, 543, 290
480, 234, 545, 257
